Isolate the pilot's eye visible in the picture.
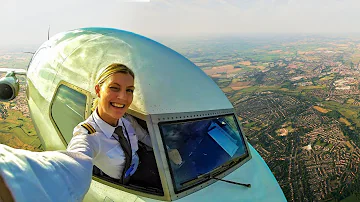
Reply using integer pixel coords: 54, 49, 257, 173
109, 86, 119, 91
127, 89, 134, 93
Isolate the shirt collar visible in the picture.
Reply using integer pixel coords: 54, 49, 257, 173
92, 109, 124, 139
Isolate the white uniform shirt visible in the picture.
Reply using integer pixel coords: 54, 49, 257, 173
0, 144, 92, 202
67, 110, 151, 179
0, 112, 151, 202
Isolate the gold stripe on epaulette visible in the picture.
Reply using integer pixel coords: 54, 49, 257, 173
85, 123, 96, 134
81, 123, 96, 134
89, 124, 96, 134
81, 124, 92, 134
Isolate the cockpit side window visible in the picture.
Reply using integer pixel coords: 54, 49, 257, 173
50, 84, 86, 144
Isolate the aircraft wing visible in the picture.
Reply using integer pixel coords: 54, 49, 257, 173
0, 68, 27, 75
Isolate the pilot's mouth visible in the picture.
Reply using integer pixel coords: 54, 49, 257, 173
111, 102, 125, 108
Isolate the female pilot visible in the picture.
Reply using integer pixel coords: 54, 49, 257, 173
0, 63, 172, 201
66, 63, 155, 185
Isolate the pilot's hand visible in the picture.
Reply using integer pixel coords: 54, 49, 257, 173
168, 149, 182, 165
0, 174, 14, 202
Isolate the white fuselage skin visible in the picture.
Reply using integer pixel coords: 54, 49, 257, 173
26, 28, 287, 202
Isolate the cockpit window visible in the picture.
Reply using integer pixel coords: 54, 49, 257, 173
159, 114, 249, 193
51, 84, 86, 144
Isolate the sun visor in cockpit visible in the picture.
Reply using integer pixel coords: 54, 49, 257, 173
208, 122, 239, 157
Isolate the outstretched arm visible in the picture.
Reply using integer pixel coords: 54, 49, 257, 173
0, 144, 93, 202
0, 172, 14, 202
0, 125, 100, 201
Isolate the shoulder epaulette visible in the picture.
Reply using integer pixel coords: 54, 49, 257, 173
81, 123, 96, 134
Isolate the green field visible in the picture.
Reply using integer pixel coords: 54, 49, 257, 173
341, 194, 360, 202
0, 109, 42, 151
315, 139, 327, 147
323, 101, 360, 127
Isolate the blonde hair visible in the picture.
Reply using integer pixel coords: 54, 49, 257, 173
92, 63, 135, 111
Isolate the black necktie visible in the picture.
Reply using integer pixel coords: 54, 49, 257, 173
114, 126, 132, 184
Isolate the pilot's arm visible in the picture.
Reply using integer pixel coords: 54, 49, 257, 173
67, 124, 100, 158
125, 115, 152, 148
0, 125, 100, 202
0, 144, 93, 202
0, 173, 14, 202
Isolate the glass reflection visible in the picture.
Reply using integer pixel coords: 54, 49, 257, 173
159, 114, 248, 192
51, 85, 86, 143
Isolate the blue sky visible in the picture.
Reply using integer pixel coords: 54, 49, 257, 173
1, 0, 360, 46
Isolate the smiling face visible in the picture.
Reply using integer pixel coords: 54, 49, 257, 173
95, 73, 135, 126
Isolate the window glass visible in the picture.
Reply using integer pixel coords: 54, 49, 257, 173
159, 114, 248, 193
51, 84, 86, 144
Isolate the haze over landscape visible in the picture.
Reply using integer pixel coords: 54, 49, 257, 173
2, 0, 360, 46
2, 0, 360, 201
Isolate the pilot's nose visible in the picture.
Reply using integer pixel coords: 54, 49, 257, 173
117, 90, 127, 100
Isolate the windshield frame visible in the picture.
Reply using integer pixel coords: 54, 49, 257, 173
156, 110, 251, 195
